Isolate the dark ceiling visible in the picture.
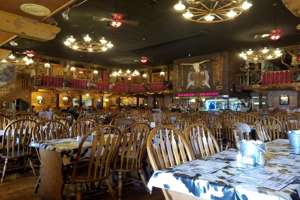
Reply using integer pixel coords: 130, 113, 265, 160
4, 0, 300, 67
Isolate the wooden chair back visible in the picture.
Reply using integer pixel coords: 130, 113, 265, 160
256, 116, 283, 140
0, 114, 10, 130
184, 124, 220, 159
111, 117, 135, 132
146, 125, 194, 170
35, 120, 69, 142
70, 119, 96, 137
0, 119, 38, 157
115, 123, 150, 170
255, 122, 271, 142
72, 126, 121, 181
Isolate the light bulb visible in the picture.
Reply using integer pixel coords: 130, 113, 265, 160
204, 14, 215, 22
72, 45, 79, 50
93, 70, 98, 75
68, 35, 76, 43
174, 1, 186, 11
83, 34, 92, 43
100, 37, 107, 44
261, 47, 269, 54
70, 67, 76, 71
1, 59, 7, 63
241, 1, 252, 10
88, 47, 93, 52
182, 10, 193, 19
64, 40, 71, 46
160, 71, 166, 76
126, 69, 131, 74
107, 42, 114, 48
142, 73, 148, 78
274, 48, 282, 56
44, 63, 51, 68
267, 55, 273, 60
246, 49, 253, 55
226, 10, 237, 18
101, 46, 108, 52
8, 54, 15, 60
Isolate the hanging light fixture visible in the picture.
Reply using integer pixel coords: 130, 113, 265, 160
173, 0, 253, 23
239, 47, 283, 63
63, 34, 114, 53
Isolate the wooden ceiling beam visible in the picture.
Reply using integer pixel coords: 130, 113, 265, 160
0, 10, 61, 41
0, 48, 11, 59
282, 0, 300, 17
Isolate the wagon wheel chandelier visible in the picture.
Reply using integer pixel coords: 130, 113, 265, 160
239, 47, 283, 63
63, 34, 114, 53
173, 0, 253, 23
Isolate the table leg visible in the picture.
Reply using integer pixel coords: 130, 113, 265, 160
39, 149, 63, 200
165, 190, 202, 200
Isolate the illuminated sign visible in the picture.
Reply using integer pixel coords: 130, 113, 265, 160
176, 91, 219, 97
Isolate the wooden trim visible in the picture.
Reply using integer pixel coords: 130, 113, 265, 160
0, 48, 11, 59
0, 10, 61, 41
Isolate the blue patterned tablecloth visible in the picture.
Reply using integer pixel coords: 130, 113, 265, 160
30, 137, 92, 165
148, 139, 300, 200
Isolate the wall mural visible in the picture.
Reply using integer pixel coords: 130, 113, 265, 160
174, 53, 225, 92
0, 63, 16, 87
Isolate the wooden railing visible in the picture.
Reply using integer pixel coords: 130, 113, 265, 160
33, 76, 169, 93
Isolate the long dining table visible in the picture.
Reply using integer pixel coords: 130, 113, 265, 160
148, 139, 300, 200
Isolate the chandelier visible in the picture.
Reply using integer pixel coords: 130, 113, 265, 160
173, 0, 253, 23
63, 34, 114, 53
110, 69, 149, 80
239, 47, 283, 63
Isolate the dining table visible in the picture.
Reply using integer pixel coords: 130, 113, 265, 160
31, 137, 92, 200
148, 139, 300, 200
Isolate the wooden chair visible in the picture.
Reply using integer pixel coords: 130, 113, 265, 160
0, 114, 10, 130
0, 119, 39, 183
255, 122, 271, 142
146, 125, 194, 170
36, 120, 69, 141
256, 116, 283, 140
113, 123, 150, 199
110, 117, 135, 133
184, 124, 220, 159
69, 127, 121, 200
146, 125, 194, 200
208, 120, 224, 150
70, 119, 96, 137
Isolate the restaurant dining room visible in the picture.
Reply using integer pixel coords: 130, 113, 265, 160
0, 0, 300, 200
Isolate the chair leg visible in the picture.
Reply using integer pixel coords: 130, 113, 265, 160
138, 169, 148, 192
118, 171, 122, 200
28, 159, 36, 177
34, 176, 41, 193
106, 178, 115, 199
1, 158, 8, 184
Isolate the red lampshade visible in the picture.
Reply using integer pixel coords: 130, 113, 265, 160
140, 56, 148, 64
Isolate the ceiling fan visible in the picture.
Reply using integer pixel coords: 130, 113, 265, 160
93, 13, 139, 28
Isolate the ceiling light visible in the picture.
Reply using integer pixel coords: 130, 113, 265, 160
70, 67, 76, 71
204, 14, 215, 22
241, 1, 253, 10
140, 56, 148, 64
182, 10, 193, 19
126, 69, 131, 74
174, 1, 186, 11
239, 47, 283, 63
64, 34, 113, 53
83, 34, 92, 43
9, 41, 18, 47
142, 73, 148, 78
261, 34, 270, 38
44, 62, 51, 68
79, 71, 83, 74
110, 20, 122, 28
174, 0, 252, 23
62, 96, 69, 101
20, 3, 51, 17
8, 54, 15, 60
22, 56, 29, 62
226, 10, 238, 18
93, 70, 98, 75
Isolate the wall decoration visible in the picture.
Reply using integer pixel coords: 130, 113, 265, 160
174, 53, 225, 92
